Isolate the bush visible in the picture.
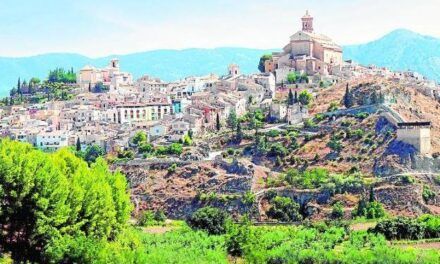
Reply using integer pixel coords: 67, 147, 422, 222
139, 142, 153, 153
187, 207, 229, 235
332, 202, 344, 219
371, 217, 426, 240
266, 129, 280, 138
267, 196, 302, 222
418, 214, 440, 238
353, 200, 385, 219
168, 163, 177, 174
132, 131, 148, 145
422, 185, 436, 203
268, 143, 288, 157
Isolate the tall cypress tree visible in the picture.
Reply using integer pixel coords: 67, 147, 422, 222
288, 89, 294, 105
17, 78, 21, 95
216, 112, 221, 131
294, 90, 298, 104
76, 137, 82, 152
343, 83, 354, 108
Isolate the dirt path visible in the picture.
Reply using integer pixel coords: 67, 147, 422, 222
395, 242, 440, 250
350, 222, 376, 231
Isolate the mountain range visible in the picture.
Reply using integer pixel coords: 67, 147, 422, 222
0, 29, 439, 97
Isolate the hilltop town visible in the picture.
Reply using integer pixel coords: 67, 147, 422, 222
1, 11, 439, 221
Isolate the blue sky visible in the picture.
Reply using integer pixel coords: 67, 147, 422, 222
1, 0, 439, 57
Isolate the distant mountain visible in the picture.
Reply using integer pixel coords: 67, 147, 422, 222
2, 29, 440, 97
0, 48, 275, 97
343, 29, 440, 82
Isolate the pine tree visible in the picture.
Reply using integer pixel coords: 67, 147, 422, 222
216, 112, 221, 131
294, 90, 298, 104
343, 83, 354, 108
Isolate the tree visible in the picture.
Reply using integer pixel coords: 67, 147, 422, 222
298, 90, 313, 106
288, 89, 295, 105
343, 84, 354, 108
17, 77, 21, 95
76, 137, 82, 152
188, 129, 194, 139
332, 202, 344, 219
267, 196, 302, 222
84, 145, 105, 164
0, 140, 131, 262
187, 207, 229, 235
9, 87, 17, 97
168, 143, 183, 155
227, 109, 238, 131
216, 112, 221, 131
287, 72, 297, 84
258, 54, 272, 73
236, 122, 243, 143
132, 131, 147, 145
294, 90, 298, 103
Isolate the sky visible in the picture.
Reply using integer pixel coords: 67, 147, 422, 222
1, 0, 439, 57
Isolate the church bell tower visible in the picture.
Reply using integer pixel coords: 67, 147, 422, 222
301, 10, 314, 33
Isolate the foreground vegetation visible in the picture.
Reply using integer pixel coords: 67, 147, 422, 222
0, 140, 439, 263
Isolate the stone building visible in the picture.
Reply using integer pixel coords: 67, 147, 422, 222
266, 11, 343, 81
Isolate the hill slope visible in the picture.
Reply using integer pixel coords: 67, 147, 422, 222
344, 29, 440, 82
0, 48, 275, 97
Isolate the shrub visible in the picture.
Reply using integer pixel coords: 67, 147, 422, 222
371, 217, 426, 240
266, 129, 280, 138
138, 210, 156, 226
187, 207, 229, 235
332, 202, 344, 219
400, 174, 415, 184
422, 185, 436, 203
303, 118, 316, 128
268, 143, 288, 157
132, 131, 148, 145
139, 142, 153, 153
242, 191, 256, 205
418, 214, 440, 239
353, 200, 385, 219
267, 196, 302, 222
168, 163, 177, 174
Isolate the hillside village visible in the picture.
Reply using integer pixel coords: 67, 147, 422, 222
1, 11, 439, 221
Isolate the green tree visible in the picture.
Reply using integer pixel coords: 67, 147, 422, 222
267, 196, 302, 222
343, 83, 354, 108
187, 207, 229, 235
132, 131, 148, 145
216, 112, 221, 131
168, 143, 183, 155
76, 137, 82, 152
287, 72, 297, 84
227, 109, 238, 131
16, 77, 21, 95
298, 90, 313, 106
288, 89, 295, 105
0, 140, 131, 262
258, 54, 272, 72
84, 145, 105, 164
236, 122, 243, 143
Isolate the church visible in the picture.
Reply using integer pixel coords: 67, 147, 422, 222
265, 11, 343, 81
